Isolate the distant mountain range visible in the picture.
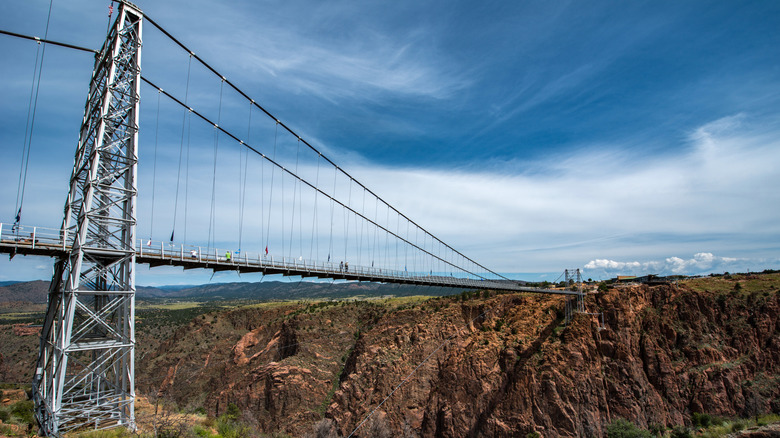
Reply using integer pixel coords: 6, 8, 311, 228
0, 280, 49, 303
0, 279, 460, 303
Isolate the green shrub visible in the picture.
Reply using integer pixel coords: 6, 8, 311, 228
648, 423, 665, 436
691, 412, 712, 427
10, 400, 34, 424
731, 421, 745, 432
192, 425, 212, 437
670, 426, 692, 438
0, 408, 9, 423
606, 418, 651, 438
216, 417, 251, 438
526, 433, 541, 438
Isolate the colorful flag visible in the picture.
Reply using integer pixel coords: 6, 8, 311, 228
265, 246, 268, 255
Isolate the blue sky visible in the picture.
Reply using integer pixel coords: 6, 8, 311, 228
1, 0, 779, 285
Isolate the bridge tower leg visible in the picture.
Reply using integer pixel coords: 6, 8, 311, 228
33, 2, 142, 435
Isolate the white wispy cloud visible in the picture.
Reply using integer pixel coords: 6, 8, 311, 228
583, 252, 775, 278
342, 113, 780, 272
171, 1, 470, 103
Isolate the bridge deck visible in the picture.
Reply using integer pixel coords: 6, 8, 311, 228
0, 223, 579, 295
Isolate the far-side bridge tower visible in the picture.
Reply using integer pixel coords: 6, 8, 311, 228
32, 2, 143, 435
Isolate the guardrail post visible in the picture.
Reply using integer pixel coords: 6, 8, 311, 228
32, 227, 36, 249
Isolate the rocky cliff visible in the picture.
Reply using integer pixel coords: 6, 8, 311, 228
139, 275, 780, 437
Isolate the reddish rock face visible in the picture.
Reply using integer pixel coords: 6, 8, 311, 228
138, 279, 780, 437
329, 284, 779, 437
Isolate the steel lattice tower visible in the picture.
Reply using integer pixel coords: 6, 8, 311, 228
33, 2, 142, 435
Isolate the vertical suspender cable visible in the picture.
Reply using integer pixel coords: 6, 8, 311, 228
288, 139, 301, 259
183, 108, 192, 244
264, 123, 278, 256
259, 131, 265, 256
385, 205, 390, 271
149, 90, 161, 242
208, 79, 225, 250
344, 180, 352, 263
14, 40, 41, 231
372, 196, 378, 268
358, 189, 366, 266
298, 145, 304, 259
280, 140, 285, 258
405, 221, 410, 273
328, 166, 336, 263
238, 101, 252, 255
310, 154, 321, 261
171, 55, 192, 242
13, 0, 53, 230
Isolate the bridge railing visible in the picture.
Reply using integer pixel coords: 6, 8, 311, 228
133, 236, 486, 287
0, 223, 65, 250
0, 222, 491, 289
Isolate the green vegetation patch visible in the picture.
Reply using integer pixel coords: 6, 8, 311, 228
683, 272, 780, 295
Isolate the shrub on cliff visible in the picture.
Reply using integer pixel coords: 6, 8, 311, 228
691, 412, 711, 427
606, 418, 652, 438
669, 426, 692, 438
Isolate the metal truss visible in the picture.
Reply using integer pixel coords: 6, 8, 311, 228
564, 268, 585, 324
33, 2, 143, 435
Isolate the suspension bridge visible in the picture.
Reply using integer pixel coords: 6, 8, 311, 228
1, 2, 583, 435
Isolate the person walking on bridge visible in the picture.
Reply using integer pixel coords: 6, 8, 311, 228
226, 250, 232, 262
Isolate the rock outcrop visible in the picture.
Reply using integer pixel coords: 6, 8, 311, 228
328, 283, 779, 437
138, 276, 780, 437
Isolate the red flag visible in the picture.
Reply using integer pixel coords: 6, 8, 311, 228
265, 246, 268, 255
108, 4, 114, 17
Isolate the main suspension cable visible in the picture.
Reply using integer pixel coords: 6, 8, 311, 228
143, 15, 507, 281
142, 77, 483, 278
